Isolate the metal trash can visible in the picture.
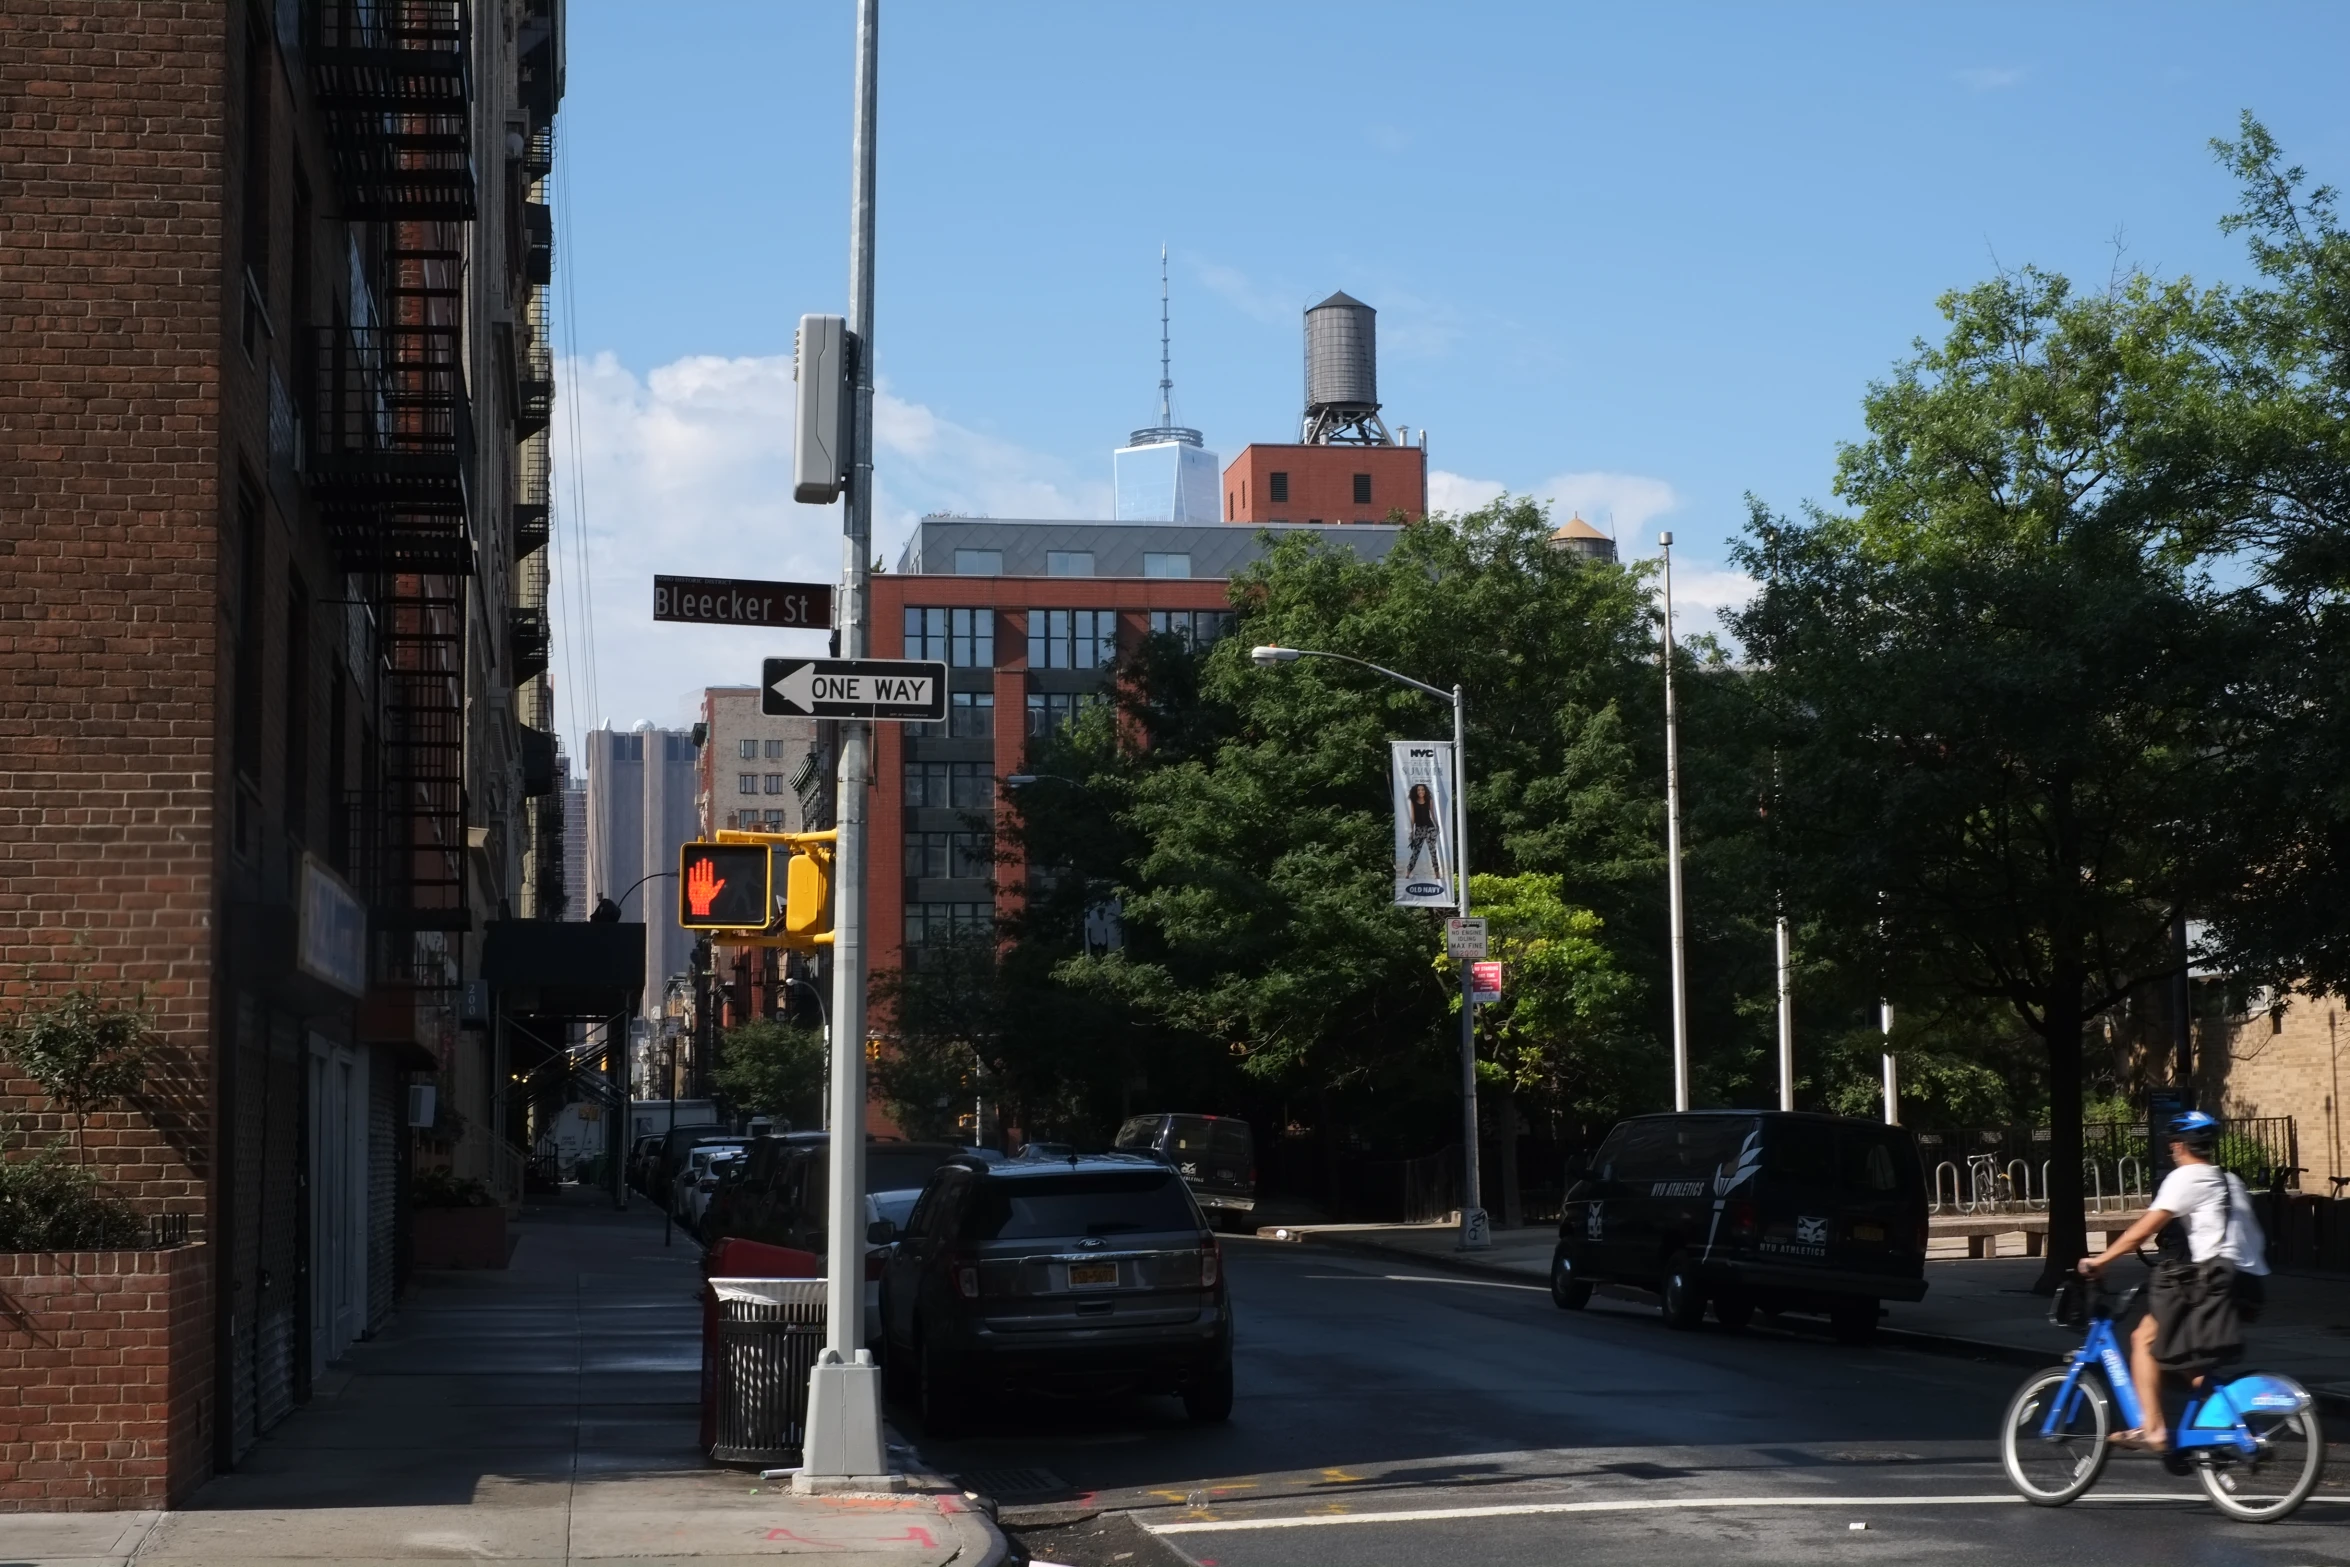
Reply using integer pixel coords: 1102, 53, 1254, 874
707, 1278, 826, 1465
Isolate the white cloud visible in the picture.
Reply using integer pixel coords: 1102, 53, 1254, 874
545, 352, 1108, 751
1427, 467, 1679, 541
1954, 65, 2026, 91
1190, 257, 1295, 325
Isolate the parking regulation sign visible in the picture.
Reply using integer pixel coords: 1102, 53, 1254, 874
1445, 917, 1487, 959
1469, 961, 1504, 1004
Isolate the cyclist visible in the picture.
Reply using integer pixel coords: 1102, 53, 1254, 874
2077, 1109, 2268, 1450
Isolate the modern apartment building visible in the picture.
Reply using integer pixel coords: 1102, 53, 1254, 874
870, 517, 1403, 981
0, 0, 566, 1506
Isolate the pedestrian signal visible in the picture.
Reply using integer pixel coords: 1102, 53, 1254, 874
677, 843, 772, 929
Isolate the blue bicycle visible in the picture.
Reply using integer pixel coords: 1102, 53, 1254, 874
1999, 1267, 2324, 1520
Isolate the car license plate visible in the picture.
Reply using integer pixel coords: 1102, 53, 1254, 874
1852, 1223, 1884, 1242
1067, 1262, 1118, 1289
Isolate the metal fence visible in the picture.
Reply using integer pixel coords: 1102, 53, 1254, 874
1917, 1117, 2298, 1216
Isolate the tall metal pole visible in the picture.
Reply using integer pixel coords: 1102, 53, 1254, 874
1660, 532, 1690, 1112
1453, 683, 1486, 1249
803, 0, 889, 1487
1881, 1000, 1898, 1124
1775, 915, 1794, 1112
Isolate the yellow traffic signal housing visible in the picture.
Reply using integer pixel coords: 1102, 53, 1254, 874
785, 843, 832, 938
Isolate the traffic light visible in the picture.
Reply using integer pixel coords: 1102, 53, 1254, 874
784, 841, 833, 939
676, 843, 772, 929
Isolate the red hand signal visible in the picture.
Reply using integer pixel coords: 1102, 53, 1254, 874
685, 856, 727, 917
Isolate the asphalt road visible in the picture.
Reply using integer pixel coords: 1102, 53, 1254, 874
914, 1238, 2350, 1567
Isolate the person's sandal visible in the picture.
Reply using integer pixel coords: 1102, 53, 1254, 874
2107, 1429, 2163, 1451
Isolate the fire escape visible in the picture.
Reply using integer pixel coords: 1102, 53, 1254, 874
307, 1, 478, 1010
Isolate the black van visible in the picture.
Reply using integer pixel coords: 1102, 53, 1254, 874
1551, 1111, 1928, 1343
1115, 1114, 1255, 1230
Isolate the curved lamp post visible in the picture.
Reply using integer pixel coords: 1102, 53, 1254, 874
1251, 644, 1487, 1251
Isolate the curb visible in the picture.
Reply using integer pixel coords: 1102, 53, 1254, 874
1274, 1229, 2350, 1419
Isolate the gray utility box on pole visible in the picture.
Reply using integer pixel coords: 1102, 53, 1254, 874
793, 313, 851, 504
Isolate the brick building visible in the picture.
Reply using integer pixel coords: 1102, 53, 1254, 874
1220, 440, 1428, 525
870, 518, 1401, 984
0, 0, 566, 1506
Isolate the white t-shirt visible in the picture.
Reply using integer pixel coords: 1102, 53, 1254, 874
2150, 1163, 2269, 1276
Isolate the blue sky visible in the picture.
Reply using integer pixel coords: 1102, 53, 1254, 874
545, 1, 2350, 744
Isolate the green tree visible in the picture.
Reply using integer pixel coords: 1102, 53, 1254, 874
711, 1017, 826, 1129
1052, 501, 1681, 1145
0, 983, 154, 1162
1734, 265, 2249, 1284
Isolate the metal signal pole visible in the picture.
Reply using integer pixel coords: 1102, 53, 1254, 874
801, 0, 889, 1488
1660, 532, 1690, 1112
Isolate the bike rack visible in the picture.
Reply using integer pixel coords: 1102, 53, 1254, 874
1931, 1161, 1961, 1215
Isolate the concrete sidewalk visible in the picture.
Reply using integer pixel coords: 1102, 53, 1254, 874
2, 1190, 1003, 1567
1272, 1220, 2350, 1405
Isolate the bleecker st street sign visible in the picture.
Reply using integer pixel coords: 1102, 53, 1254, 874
761, 657, 949, 721
653, 575, 831, 629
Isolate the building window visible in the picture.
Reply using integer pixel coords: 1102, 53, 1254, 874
1269, 472, 1289, 503
1143, 552, 1191, 579
904, 830, 993, 880
954, 549, 1003, 576
1227, 491, 1235, 521
904, 761, 992, 810
950, 690, 994, 739
739, 738, 758, 760
764, 774, 784, 794
1046, 550, 1095, 577
1027, 608, 1117, 670
764, 738, 786, 759
738, 773, 758, 795
904, 900, 992, 949
764, 809, 786, 829
1353, 473, 1372, 505
1148, 609, 1236, 649
905, 606, 994, 667
1026, 690, 1102, 736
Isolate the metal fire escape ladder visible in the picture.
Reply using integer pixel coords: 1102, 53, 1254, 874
308, 0, 478, 221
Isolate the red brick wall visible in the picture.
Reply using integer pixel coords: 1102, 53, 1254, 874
0, 1244, 214, 1510
0, 3, 227, 1223
1222, 443, 1426, 525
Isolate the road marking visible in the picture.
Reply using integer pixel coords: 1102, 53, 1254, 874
1300, 1272, 1549, 1292
1147, 1492, 2198, 1534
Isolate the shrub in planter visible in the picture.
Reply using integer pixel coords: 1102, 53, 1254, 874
412, 1166, 496, 1209
0, 1125, 141, 1251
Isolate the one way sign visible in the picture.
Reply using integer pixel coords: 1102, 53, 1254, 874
761, 657, 949, 721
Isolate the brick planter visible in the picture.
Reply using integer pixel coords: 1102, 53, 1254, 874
0, 1244, 212, 1512
410, 1205, 508, 1269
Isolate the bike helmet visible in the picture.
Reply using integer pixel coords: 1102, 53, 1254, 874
2169, 1108, 2220, 1152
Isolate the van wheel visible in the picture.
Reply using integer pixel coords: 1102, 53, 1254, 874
1658, 1251, 1705, 1330
1551, 1251, 1592, 1310
1829, 1297, 1879, 1345
1712, 1290, 1755, 1333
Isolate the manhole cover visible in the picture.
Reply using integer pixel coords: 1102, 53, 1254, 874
958, 1467, 1069, 1499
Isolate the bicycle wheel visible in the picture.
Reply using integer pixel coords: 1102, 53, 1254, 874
2198, 1393, 2324, 1522
2000, 1365, 2112, 1505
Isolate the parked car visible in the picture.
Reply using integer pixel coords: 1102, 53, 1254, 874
1550, 1111, 1928, 1343
649, 1123, 735, 1208
733, 1138, 966, 1258
880, 1152, 1233, 1435
1115, 1114, 1256, 1230
626, 1135, 663, 1194
671, 1143, 744, 1229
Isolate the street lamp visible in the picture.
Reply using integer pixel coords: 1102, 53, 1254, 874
1658, 533, 1690, 1113
1250, 644, 1488, 1251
